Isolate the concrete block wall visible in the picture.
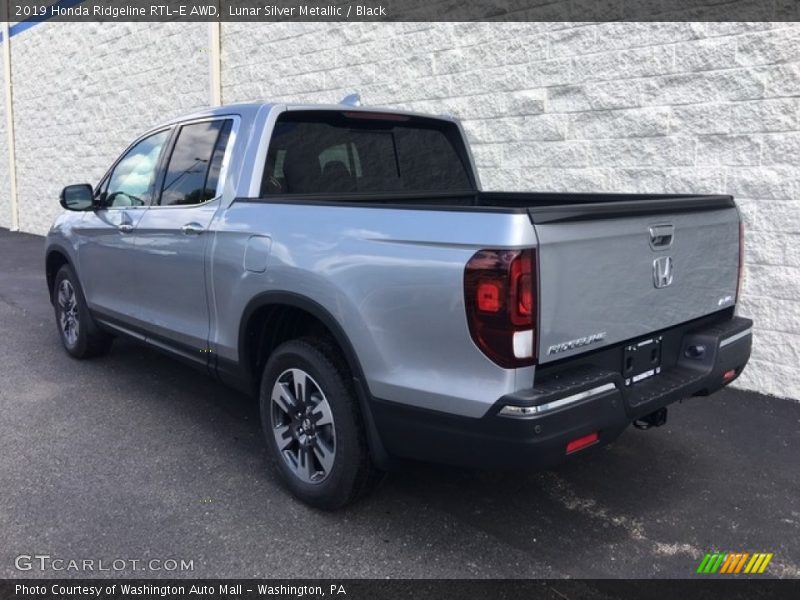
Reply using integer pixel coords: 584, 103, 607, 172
8, 22, 209, 234
1, 21, 798, 399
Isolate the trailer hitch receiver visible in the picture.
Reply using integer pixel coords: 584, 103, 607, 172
633, 407, 668, 430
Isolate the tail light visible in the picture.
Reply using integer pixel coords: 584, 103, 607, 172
736, 220, 745, 303
464, 248, 537, 368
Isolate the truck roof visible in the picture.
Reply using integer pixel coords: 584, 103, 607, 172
155, 102, 458, 129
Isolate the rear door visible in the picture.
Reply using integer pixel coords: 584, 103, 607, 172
131, 117, 235, 360
532, 200, 740, 363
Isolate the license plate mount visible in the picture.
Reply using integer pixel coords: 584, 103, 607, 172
623, 336, 663, 387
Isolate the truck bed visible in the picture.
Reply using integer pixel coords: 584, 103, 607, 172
244, 188, 740, 364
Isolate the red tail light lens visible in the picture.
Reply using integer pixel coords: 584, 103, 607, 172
464, 248, 537, 368
477, 281, 502, 313
510, 255, 533, 325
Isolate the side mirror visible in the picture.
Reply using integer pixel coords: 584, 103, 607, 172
59, 184, 95, 211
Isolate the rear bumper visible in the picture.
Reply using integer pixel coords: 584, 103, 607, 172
370, 313, 752, 469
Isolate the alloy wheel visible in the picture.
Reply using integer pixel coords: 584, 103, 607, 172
57, 279, 79, 347
270, 368, 336, 484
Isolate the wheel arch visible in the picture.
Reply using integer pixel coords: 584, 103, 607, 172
236, 291, 391, 468
45, 246, 74, 304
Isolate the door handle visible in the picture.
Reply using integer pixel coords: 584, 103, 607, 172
649, 224, 674, 250
118, 223, 134, 233
181, 222, 204, 235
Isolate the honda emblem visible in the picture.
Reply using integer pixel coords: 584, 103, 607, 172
653, 256, 674, 288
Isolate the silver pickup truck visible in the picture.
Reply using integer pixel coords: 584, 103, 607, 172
46, 102, 752, 508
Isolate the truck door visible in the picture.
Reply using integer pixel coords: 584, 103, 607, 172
76, 128, 171, 322
131, 118, 235, 362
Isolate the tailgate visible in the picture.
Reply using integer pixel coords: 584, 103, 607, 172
531, 198, 740, 363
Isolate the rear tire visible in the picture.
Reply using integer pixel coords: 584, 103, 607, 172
53, 265, 113, 359
259, 338, 382, 509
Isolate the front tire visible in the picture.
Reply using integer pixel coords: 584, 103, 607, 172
53, 265, 113, 359
259, 338, 381, 509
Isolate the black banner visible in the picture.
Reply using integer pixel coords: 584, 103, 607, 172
3, 580, 800, 600
7, 0, 800, 23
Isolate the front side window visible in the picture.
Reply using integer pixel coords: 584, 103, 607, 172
261, 111, 473, 196
104, 129, 170, 207
160, 119, 232, 206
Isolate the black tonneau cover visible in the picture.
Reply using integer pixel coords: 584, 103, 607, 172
478, 192, 735, 223
241, 190, 735, 222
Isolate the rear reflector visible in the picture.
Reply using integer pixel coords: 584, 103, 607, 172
723, 368, 737, 382
566, 432, 599, 455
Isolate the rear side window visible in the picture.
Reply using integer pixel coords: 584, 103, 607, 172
160, 119, 232, 206
261, 111, 473, 196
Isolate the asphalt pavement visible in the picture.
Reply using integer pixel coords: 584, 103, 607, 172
0, 227, 798, 579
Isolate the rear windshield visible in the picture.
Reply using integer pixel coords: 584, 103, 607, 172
261, 111, 474, 196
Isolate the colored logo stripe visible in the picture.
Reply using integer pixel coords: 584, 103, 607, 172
719, 553, 739, 573
698, 552, 773, 574
745, 553, 773, 574
697, 553, 725, 573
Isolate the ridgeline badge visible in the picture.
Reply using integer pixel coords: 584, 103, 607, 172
546, 332, 607, 356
